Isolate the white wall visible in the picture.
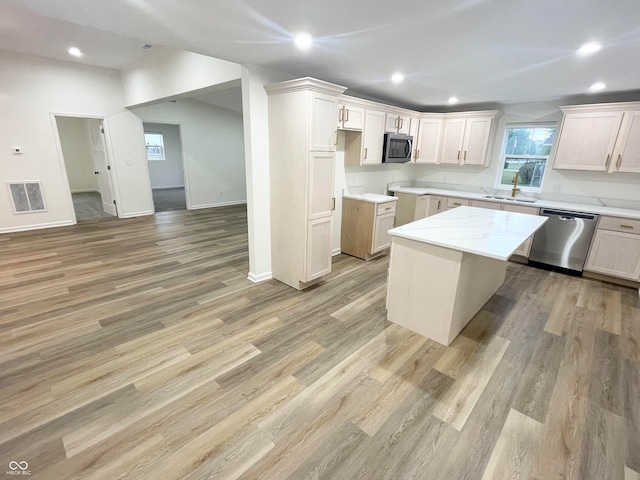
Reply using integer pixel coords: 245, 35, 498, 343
241, 64, 295, 282
121, 47, 242, 108
143, 122, 184, 189
56, 116, 99, 193
0, 50, 153, 233
133, 100, 246, 208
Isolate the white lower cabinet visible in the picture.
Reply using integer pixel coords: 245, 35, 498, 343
306, 217, 333, 281
372, 213, 396, 253
585, 216, 640, 280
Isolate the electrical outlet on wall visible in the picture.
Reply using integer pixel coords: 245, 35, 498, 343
552, 184, 563, 193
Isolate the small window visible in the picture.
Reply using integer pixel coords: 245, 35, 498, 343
144, 132, 165, 161
496, 123, 556, 192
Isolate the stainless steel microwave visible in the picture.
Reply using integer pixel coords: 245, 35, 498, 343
382, 133, 413, 163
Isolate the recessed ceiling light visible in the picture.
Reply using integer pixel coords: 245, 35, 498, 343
294, 33, 313, 51
589, 82, 606, 91
68, 47, 83, 57
391, 73, 404, 84
577, 42, 601, 55
448, 96, 459, 104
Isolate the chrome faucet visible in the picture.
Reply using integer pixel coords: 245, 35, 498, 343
511, 172, 520, 197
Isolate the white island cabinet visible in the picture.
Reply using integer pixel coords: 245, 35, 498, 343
386, 207, 546, 345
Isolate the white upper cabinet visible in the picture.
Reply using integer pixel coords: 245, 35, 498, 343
385, 113, 411, 134
310, 92, 340, 151
440, 115, 495, 166
461, 116, 493, 165
414, 117, 444, 164
553, 102, 640, 173
612, 110, 640, 173
362, 109, 387, 165
440, 118, 466, 164
337, 104, 365, 131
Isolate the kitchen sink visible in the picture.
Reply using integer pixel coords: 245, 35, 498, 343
483, 195, 537, 204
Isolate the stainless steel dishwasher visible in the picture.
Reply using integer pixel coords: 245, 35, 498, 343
529, 209, 599, 273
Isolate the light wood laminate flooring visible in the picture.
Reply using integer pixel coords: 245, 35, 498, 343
1, 206, 638, 479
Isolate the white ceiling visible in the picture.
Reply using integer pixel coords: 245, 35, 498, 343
2, 0, 640, 109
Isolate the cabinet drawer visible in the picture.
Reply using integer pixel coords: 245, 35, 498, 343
376, 202, 397, 216
446, 197, 470, 209
598, 215, 640, 234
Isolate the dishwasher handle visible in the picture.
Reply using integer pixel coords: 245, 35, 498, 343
540, 209, 597, 220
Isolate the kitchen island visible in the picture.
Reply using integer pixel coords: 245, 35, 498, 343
386, 206, 547, 345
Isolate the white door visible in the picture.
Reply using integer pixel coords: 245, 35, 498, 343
89, 121, 117, 216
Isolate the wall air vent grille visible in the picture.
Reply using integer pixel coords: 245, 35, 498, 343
8, 182, 46, 213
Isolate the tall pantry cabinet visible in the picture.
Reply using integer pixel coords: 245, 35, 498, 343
265, 78, 346, 290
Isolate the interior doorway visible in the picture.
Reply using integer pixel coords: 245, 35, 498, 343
55, 115, 117, 221
143, 122, 187, 212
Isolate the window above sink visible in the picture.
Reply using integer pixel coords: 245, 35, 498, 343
495, 123, 557, 194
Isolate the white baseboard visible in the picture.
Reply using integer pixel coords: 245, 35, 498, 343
247, 271, 272, 283
119, 210, 154, 218
0, 220, 74, 234
332, 248, 342, 256
190, 200, 248, 210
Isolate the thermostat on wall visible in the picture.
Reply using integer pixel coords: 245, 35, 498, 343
11, 146, 23, 154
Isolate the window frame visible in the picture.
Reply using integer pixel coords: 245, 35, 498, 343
144, 131, 166, 161
494, 122, 556, 194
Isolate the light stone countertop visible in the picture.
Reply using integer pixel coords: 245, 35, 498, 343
389, 186, 640, 220
388, 206, 548, 261
342, 193, 398, 204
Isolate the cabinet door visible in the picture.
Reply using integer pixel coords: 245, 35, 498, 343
306, 217, 333, 281
462, 117, 492, 165
414, 195, 429, 220
502, 204, 539, 257
426, 195, 444, 216
385, 114, 400, 133
362, 110, 386, 165
553, 111, 624, 171
310, 92, 339, 151
612, 111, 640, 173
397, 115, 411, 135
372, 212, 395, 253
307, 152, 335, 220
440, 118, 466, 164
415, 118, 443, 164
338, 104, 365, 131
585, 229, 640, 280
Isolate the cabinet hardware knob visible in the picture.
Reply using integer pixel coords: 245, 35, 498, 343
416, 149, 420, 159
605, 154, 611, 169
345, 108, 349, 122
364, 148, 367, 160
620, 224, 634, 229
457, 150, 460, 160
331, 197, 336, 211
464, 150, 467, 160
616, 154, 622, 169
338, 107, 344, 123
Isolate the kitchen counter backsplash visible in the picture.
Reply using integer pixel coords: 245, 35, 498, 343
386, 181, 640, 212
387, 181, 640, 219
